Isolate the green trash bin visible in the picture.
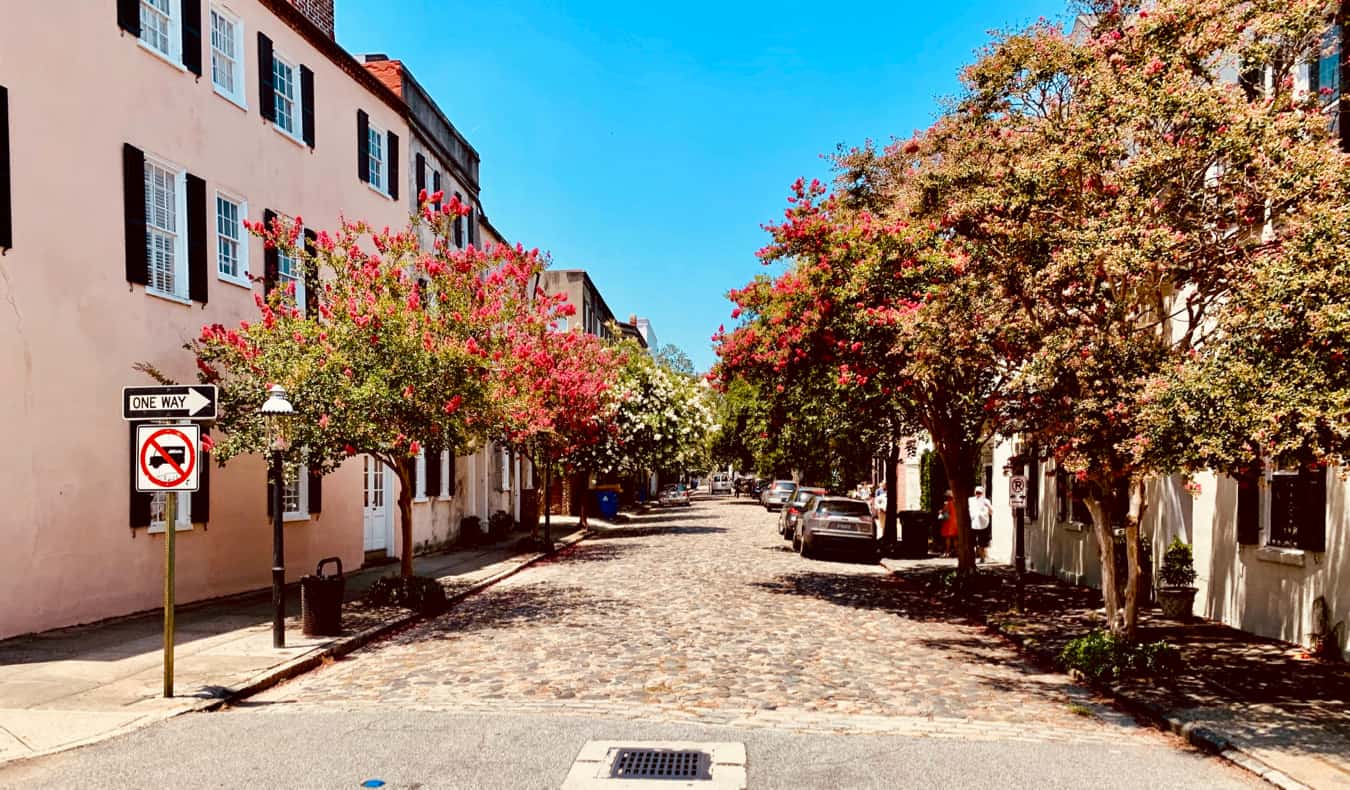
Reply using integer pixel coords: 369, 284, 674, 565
301, 557, 344, 637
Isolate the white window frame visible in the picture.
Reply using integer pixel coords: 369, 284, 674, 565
498, 445, 511, 492
215, 192, 250, 288
440, 450, 451, 498
367, 123, 387, 195
209, 5, 247, 109
283, 463, 309, 522
149, 492, 193, 533
275, 219, 306, 312
138, 0, 182, 66
414, 449, 428, 502
271, 50, 302, 143
1260, 467, 1303, 550
144, 156, 190, 303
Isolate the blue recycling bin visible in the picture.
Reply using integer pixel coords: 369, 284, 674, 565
597, 490, 620, 519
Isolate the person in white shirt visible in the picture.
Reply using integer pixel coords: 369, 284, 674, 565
968, 486, 993, 563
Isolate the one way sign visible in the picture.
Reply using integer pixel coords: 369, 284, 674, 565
123, 385, 218, 421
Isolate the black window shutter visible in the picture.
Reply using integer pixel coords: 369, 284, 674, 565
415, 153, 425, 198
1297, 466, 1328, 552
300, 65, 315, 148
122, 143, 148, 286
117, 0, 140, 35
186, 173, 208, 304
432, 170, 441, 209
257, 33, 275, 122
303, 228, 318, 318
1236, 466, 1261, 545
191, 439, 210, 524
181, 0, 202, 76
0, 85, 10, 252
467, 207, 475, 247
1026, 459, 1040, 520
129, 423, 153, 527
425, 448, 441, 498
262, 208, 278, 295
453, 193, 464, 246
387, 131, 400, 200
1340, 24, 1350, 153
356, 110, 369, 183
1239, 58, 1262, 102
308, 468, 323, 513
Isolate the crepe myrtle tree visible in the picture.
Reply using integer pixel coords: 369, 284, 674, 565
716, 171, 1013, 573
572, 342, 717, 482
922, 0, 1349, 635
178, 194, 563, 578
490, 305, 626, 541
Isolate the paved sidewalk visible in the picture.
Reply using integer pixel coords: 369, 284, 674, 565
881, 558, 1350, 790
0, 519, 585, 765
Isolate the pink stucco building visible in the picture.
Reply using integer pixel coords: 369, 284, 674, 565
0, 0, 507, 638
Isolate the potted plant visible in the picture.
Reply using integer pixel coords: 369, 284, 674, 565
1157, 537, 1198, 620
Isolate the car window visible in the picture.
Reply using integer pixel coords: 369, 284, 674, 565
820, 500, 872, 517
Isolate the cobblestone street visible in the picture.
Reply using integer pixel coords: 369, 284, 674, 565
255, 497, 1144, 743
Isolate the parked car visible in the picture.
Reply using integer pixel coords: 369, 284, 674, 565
761, 480, 798, 511
658, 484, 692, 507
710, 474, 733, 495
795, 497, 877, 559
778, 487, 827, 539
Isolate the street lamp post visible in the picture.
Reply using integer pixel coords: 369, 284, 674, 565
261, 384, 294, 649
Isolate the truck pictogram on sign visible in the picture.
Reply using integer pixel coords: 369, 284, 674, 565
136, 425, 200, 492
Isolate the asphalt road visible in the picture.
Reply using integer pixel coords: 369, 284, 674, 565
0, 496, 1261, 789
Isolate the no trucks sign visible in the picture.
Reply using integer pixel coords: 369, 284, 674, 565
135, 425, 200, 492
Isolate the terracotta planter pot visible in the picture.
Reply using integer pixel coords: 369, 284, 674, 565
1158, 586, 1197, 620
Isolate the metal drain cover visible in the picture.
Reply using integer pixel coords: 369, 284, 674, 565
561, 741, 747, 789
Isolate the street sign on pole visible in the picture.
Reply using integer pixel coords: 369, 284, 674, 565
136, 424, 200, 492
123, 385, 217, 421
1009, 475, 1027, 508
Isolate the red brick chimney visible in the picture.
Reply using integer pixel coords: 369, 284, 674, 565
287, 0, 334, 37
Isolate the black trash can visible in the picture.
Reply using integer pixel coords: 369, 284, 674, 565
301, 557, 344, 637
898, 511, 934, 559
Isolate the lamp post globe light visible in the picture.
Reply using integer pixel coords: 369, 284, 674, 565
260, 384, 294, 648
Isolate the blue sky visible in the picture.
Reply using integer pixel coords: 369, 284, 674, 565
338, 0, 1067, 372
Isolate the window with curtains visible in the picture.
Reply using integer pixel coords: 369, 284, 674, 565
150, 491, 192, 532
144, 158, 186, 299
283, 463, 308, 518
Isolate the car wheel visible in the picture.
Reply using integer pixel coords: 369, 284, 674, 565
801, 536, 814, 559
792, 529, 802, 553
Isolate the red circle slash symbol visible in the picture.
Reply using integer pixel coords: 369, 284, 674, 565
140, 428, 196, 488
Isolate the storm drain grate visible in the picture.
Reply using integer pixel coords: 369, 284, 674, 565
611, 749, 709, 780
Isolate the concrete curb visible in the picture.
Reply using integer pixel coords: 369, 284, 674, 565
200, 529, 590, 712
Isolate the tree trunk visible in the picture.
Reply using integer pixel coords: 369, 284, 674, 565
884, 439, 899, 548
1084, 497, 1119, 632
394, 459, 415, 578
933, 437, 977, 574
1122, 477, 1147, 642
1086, 478, 1147, 641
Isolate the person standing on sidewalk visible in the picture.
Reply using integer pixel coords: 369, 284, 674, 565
940, 490, 959, 557
968, 486, 993, 563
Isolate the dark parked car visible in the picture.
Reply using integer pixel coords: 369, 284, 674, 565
794, 497, 877, 559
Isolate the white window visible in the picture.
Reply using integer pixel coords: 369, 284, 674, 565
367, 124, 385, 192
139, 0, 179, 61
149, 492, 192, 533
216, 193, 248, 285
209, 7, 245, 106
499, 445, 511, 492
276, 226, 306, 312
440, 450, 451, 498
283, 463, 309, 519
144, 158, 188, 300
415, 449, 427, 500
272, 53, 298, 138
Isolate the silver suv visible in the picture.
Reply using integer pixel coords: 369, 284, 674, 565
760, 480, 797, 512
794, 497, 876, 559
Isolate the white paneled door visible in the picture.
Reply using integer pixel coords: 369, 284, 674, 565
363, 456, 391, 553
